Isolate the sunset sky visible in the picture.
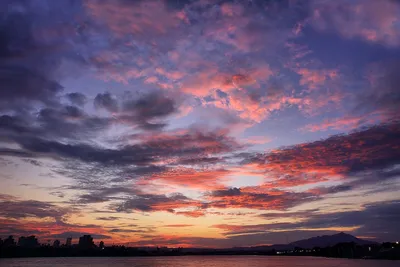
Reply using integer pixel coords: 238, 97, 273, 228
0, 0, 399, 247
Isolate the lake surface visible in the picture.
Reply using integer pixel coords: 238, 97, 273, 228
0, 256, 398, 267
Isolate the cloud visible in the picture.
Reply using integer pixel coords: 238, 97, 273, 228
66, 92, 87, 107
94, 92, 119, 113
175, 210, 205, 218
49, 191, 65, 198
0, 126, 241, 170
301, 114, 383, 132
0, 108, 111, 143
356, 61, 400, 120
114, 193, 201, 214
250, 121, 400, 189
353, 201, 400, 240
0, 197, 112, 241
96, 216, 122, 221
0, 195, 118, 241
207, 187, 317, 211
0, 148, 35, 158
296, 68, 338, 91
211, 187, 241, 197
242, 136, 272, 145
310, 0, 400, 47
73, 185, 139, 204
0, 0, 84, 113
210, 200, 400, 241
0, 219, 47, 238
177, 156, 223, 166
0, 16, 60, 110
85, 0, 184, 39
118, 91, 178, 131
0, 32, 114, 152
292, 201, 400, 241
136, 128, 242, 155
258, 209, 320, 219
78, 194, 110, 204
108, 229, 141, 233
0, 194, 17, 201
122, 92, 176, 119
94, 91, 181, 131
83, 0, 303, 125
0, 65, 62, 111
163, 224, 193, 228
11, 138, 153, 166
0, 195, 71, 221
308, 185, 353, 196
0, 0, 399, 247
147, 167, 231, 189
55, 119, 399, 211
298, 60, 400, 133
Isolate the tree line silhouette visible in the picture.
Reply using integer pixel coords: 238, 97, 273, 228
1, 235, 399, 260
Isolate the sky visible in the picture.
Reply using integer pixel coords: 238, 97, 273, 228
0, 0, 399, 248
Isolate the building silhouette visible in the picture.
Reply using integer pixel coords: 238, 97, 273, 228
17, 236, 39, 248
53, 239, 60, 247
78, 235, 95, 249
66, 237, 72, 247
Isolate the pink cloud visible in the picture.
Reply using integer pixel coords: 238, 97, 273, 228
242, 136, 272, 145
301, 112, 384, 132
220, 3, 244, 17
310, 0, 400, 47
180, 70, 235, 97
297, 68, 338, 91
84, 0, 302, 128
85, 0, 185, 37
146, 167, 231, 190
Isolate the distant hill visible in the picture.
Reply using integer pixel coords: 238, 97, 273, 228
180, 232, 378, 252
229, 232, 378, 251
288, 232, 377, 249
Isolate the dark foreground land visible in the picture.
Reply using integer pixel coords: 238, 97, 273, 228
1, 242, 399, 260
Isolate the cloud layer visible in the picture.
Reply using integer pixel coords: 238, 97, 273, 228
0, 0, 399, 246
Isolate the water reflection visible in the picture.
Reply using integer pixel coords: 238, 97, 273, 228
0, 256, 399, 267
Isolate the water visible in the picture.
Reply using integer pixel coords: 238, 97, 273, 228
0, 256, 398, 267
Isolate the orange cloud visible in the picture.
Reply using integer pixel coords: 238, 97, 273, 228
175, 210, 206, 218
250, 122, 400, 190
147, 167, 231, 189
207, 188, 314, 211
227, 93, 269, 123
163, 224, 194, 228
242, 136, 272, 145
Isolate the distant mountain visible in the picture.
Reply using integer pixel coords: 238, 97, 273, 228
181, 232, 378, 252
288, 232, 377, 249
